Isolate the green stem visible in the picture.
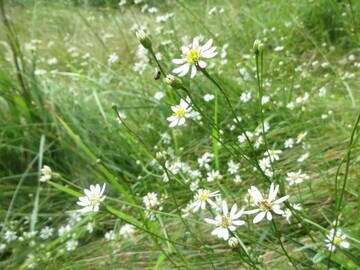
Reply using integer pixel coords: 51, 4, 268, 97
213, 89, 220, 170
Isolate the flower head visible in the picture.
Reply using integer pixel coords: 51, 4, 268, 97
204, 201, 245, 240
325, 229, 350, 252
245, 183, 289, 223
167, 96, 192, 127
189, 189, 220, 212
40, 165, 52, 182
286, 169, 309, 186
172, 38, 218, 78
77, 183, 106, 213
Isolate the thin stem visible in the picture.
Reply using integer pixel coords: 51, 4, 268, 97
213, 89, 220, 170
271, 220, 300, 270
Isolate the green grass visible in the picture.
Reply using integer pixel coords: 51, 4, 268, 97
0, 0, 359, 269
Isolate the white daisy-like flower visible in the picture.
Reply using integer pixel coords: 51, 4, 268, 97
245, 183, 290, 223
325, 229, 350, 252
296, 131, 307, 144
167, 96, 192, 127
258, 157, 271, 171
77, 183, 106, 213
40, 165, 52, 182
264, 149, 282, 162
204, 201, 245, 240
172, 37, 218, 78
189, 189, 219, 212
286, 169, 309, 186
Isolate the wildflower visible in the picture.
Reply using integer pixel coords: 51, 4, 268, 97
108, 53, 119, 63
4, 230, 17, 242
296, 131, 307, 144
77, 183, 106, 213
203, 93, 215, 102
39, 226, 54, 239
258, 157, 271, 171
136, 29, 152, 50
86, 222, 94, 233
40, 165, 53, 182
325, 229, 350, 252
282, 203, 301, 224
189, 189, 220, 212
66, 240, 78, 251
286, 170, 309, 186
165, 74, 184, 90
284, 138, 294, 148
245, 183, 290, 223
297, 152, 309, 162
119, 224, 135, 238
264, 149, 282, 162
104, 230, 116, 241
228, 237, 240, 248
167, 97, 192, 127
143, 192, 160, 209
206, 170, 222, 182
240, 92, 251, 103
227, 160, 240, 174
204, 201, 245, 240
58, 225, 71, 237
172, 37, 218, 78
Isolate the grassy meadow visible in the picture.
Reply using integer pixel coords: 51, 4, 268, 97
0, 0, 359, 269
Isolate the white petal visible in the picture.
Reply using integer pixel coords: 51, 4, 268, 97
232, 208, 244, 220
340, 242, 350, 248
201, 39, 213, 51
253, 212, 266, 223
190, 65, 197, 78
204, 218, 218, 225
274, 195, 290, 204
249, 186, 263, 202
232, 220, 245, 226
222, 201, 228, 216
172, 58, 186, 64
177, 118, 186, 126
198, 60, 206, 68
229, 203, 238, 217
266, 212, 273, 220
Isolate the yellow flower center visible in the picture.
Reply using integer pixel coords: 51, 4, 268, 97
186, 49, 201, 64
199, 193, 209, 202
175, 108, 186, 118
333, 236, 342, 245
89, 196, 101, 207
259, 199, 272, 212
220, 215, 232, 228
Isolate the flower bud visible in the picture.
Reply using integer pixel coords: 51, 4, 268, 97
253, 39, 264, 54
228, 237, 239, 248
165, 75, 184, 90
136, 30, 152, 50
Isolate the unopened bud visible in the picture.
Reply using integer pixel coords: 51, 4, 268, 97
136, 30, 152, 50
165, 75, 184, 90
253, 39, 264, 54
228, 237, 239, 248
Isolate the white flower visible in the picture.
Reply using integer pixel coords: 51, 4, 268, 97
296, 131, 307, 144
240, 92, 251, 103
264, 149, 282, 162
119, 224, 135, 238
189, 189, 219, 212
297, 152, 309, 162
227, 160, 240, 174
4, 230, 17, 242
325, 229, 350, 252
66, 240, 78, 251
143, 192, 159, 209
286, 169, 309, 185
206, 170, 222, 182
258, 157, 271, 171
284, 138, 294, 148
245, 183, 290, 223
40, 165, 52, 182
203, 93, 215, 102
167, 97, 192, 127
39, 226, 54, 239
77, 183, 106, 213
204, 201, 245, 240
108, 53, 119, 63
104, 230, 116, 241
172, 38, 218, 78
